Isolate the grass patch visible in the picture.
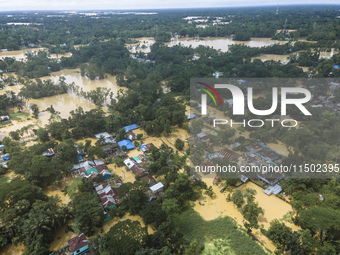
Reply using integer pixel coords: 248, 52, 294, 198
0, 176, 10, 185
9, 112, 30, 121
174, 207, 269, 255
204, 238, 236, 255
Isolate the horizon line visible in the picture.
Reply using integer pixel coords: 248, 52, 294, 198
1, 4, 340, 13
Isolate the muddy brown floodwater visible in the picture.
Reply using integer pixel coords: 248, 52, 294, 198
0, 68, 125, 137
251, 54, 290, 64
297, 66, 310, 72
0, 244, 26, 255
126, 37, 155, 53
166, 37, 287, 52
128, 37, 289, 55
194, 179, 299, 253
0, 48, 44, 60
49, 213, 155, 252
0, 48, 71, 61
42, 175, 74, 205
41, 68, 124, 94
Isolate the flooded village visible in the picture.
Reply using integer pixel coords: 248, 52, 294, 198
0, 44, 300, 254
1, 6, 340, 255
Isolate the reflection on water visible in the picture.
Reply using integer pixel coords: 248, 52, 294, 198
126, 37, 155, 53
166, 37, 287, 52
0, 48, 44, 60
27, 93, 97, 126
128, 37, 288, 54
41, 68, 123, 94
0, 48, 71, 61
1, 68, 124, 135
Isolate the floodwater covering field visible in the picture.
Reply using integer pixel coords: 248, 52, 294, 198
0, 68, 124, 139
251, 54, 290, 64
194, 179, 299, 252
167, 37, 287, 52
128, 37, 289, 53
0, 48, 71, 61
49, 214, 155, 252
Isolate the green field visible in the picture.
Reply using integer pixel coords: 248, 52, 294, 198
174, 207, 270, 255
9, 112, 30, 121
0, 176, 9, 186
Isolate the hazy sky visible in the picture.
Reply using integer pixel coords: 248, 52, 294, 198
0, 0, 339, 11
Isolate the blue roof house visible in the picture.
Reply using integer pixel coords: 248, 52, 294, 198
118, 139, 135, 150
122, 124, 139, 131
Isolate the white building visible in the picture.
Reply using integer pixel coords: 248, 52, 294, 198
150, 182, 164, 194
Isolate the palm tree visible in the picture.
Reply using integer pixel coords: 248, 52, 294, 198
98, 135, 106, 145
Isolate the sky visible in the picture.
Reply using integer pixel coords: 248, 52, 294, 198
0, 0, 339, 11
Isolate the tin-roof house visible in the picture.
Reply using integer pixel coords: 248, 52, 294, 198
150, 182, 164, 194
68, 233, 90, 255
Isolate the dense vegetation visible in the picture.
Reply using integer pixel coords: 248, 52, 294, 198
1, 5, 340, 255
1, 6, 340, 49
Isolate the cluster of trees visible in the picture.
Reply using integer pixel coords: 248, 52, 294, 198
109, 77, 187, 137
288, 50, 320, 67
67, 85, 113, 107
147, 144, 187, 177
0, 58, 16, 72
0, 136, 104, 254
0, 180, 70, 254
10, 51, 61, 78
264, 219, 314, 255
229, 188, 263, 235
265, 205, 340, 255
4, 138, 75, 187
19, 76, 68, 99
67, 178, 104, 236
93, 173, 205, 255
60, 40, 130, 79
1, 6, 339, 52
0, 91, 23, 115
229, 41, 317, 58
